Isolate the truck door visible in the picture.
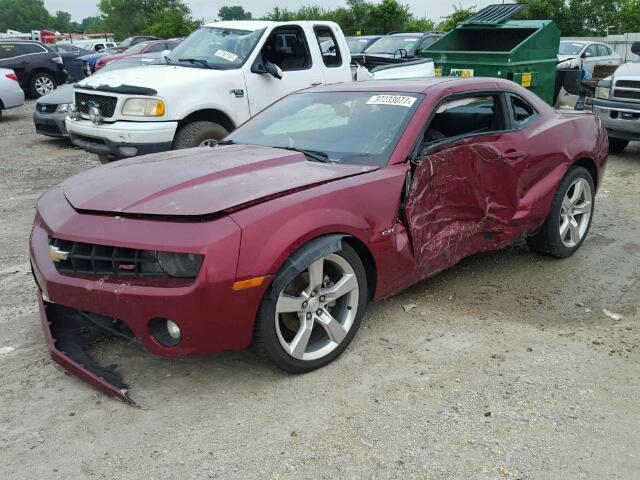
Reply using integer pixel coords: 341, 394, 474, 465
243, 25, 324, 116
310, 23, 352, 85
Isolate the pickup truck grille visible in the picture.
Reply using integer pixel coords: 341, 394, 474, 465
612, 89, 640, 101
75, 92, 118, 118
615, 80, 640, 89
49, 237, 164, 276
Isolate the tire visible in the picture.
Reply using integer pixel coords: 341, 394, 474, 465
252, 241, 368, 373
172, 121, 229, 149
608, 137, 629, 155
527, 166, 595, 258
29, 72, 56, 98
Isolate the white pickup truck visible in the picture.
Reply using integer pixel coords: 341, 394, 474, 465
66, 20, 434, 162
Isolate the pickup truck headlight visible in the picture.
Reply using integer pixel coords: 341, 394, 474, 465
595, 79, 612, 100
157, 252, 203, 277
121, 98, 165, 117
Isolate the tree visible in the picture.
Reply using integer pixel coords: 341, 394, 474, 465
619, 0, 640, 33
50, 10, 72, 32
218, 6, 252, 21
81, 16, 107, 34
0, 0, 50, 32
146, 9, 200, 38
437, 5, 475, 32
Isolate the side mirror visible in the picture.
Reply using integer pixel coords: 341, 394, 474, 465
581, 51, 590, 58
161, 49, 171, 61
632, 41, 640, 56
264, 61, 283, 80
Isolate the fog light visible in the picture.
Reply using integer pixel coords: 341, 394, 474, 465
118, 146, 138, 157
150, 317, 181, 346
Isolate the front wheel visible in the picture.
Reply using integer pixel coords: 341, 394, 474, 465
252, 241, 367, 373
173, 121, 229, 149
608, 137, 629, 154
30, 72, 56, 98
527, 166, 595, 258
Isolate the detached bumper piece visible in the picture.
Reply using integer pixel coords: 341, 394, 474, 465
40, 299, 138, 405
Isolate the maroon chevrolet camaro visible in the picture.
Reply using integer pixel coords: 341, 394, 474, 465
30, 78, 608, 403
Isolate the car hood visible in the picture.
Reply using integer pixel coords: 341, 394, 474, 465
62, 145, 377, 217
37, 83, 74, 104
557, 54, 578, 63
613, 62, 640, 76
76, 64, 239, 93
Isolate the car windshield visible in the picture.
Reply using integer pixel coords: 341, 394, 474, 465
167, 27, 265, 69
559, 42, 585, 55
227, 91, 422, 166
120, 37, 136, 48
124, 42, 149, 54
365, 35, 420, 55
348, 37, 375, 53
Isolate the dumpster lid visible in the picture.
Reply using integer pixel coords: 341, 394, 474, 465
460, 3, 528, 25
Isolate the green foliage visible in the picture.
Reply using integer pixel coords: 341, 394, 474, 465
0, 0, 50, 32
218, 6, 252, 21
146, 9, 201, 38
436, 5, 475, 32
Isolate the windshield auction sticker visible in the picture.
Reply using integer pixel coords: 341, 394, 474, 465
214, 49, 238, 62
367, 95, 417, 107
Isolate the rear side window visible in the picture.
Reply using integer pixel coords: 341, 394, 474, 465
424, 94, 506, 144
508, 94, 538, 128
597, 44, 612, 56
314, 25, 342, 67
0, 43, 19, 59
22, 43, 47, 54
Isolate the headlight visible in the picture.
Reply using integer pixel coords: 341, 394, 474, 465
595, 86, 610, 100
68, 103, 79, 120
557, 60, 572, 69
121, 98, 165, 117
56, 103, 70, 112
157, 252, 203, 277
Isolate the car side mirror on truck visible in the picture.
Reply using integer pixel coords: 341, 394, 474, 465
264, 61, 283, 80
632, 42, 640, 57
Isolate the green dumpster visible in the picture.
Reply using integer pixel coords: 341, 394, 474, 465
423, 4, 560, 105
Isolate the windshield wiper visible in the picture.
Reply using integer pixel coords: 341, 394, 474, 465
280, 147, 332, 163
207, 139, 235, 147
178, 58, 216, 69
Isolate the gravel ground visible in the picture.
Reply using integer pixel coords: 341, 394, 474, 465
1, 101, 639, 480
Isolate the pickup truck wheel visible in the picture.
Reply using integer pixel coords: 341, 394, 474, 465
30, 73, 56, 98
173, 121, 229, 149
252, 242, 367, 373
527, 166, 595, 258
608, 138, 629, 154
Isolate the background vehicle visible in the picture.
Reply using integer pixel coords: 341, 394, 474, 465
358, 32, 443, 59
34, 53, 165, 138
33, 78, 607, 401
0, 40, 67, 97
591, 41, 640, 154
78, 47, 122, 74
50, 44, 93, 58
558, 40, 622, 73
119, 36, 160, 48
94, 39, 181, 71
0, 67, 25, 117
346, 35, 381, 54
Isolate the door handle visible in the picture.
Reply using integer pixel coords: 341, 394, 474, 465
502, 149, 525, 161
310, 82, 322, 87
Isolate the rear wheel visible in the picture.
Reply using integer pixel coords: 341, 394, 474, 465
527, 166, 595, 258
253, 242, 367, 373
173, 121, 229, 149
608, 137, 629, 154
30, 72, 56, 98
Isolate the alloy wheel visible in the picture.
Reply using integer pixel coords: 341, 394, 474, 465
274, 254, 359, 361
35, 77, 55, 96
559, 177, 592, 248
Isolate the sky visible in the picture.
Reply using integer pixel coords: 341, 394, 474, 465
43, 0, 496, 24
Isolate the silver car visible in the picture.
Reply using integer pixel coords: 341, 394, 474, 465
558, 41, 623, 74
0, 67, 25, 118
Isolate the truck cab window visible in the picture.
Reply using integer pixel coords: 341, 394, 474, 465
259, 27, 311, 71
314, 26, 342, 67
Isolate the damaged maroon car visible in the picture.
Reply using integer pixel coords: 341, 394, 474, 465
30, 78, 608, 403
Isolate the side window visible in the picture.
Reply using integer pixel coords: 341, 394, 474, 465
314, 25, 342, 68
584, 44, 599, 57
21, 43, 46, 55
0, 43, 19, 59
597, 44, 611, 56
148, 43, 166, 53
424, 95, 505, 144
508, 94, 538, 128
94, 44, 104, 51
258, 27, 312, 72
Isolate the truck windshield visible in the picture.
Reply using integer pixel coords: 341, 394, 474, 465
167, 27, 265, 69
227, 91, 422, 167
365, 35, 420, 55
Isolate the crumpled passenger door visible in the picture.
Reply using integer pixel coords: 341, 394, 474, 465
403, 134, 518, 277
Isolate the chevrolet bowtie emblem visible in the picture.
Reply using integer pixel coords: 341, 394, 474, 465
49, 245, 70, 262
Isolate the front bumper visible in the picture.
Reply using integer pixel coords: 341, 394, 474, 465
66, 117, 177, 158
30, 187, 269, 400
34, 110, 68, 138
591, 98, 640, 141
